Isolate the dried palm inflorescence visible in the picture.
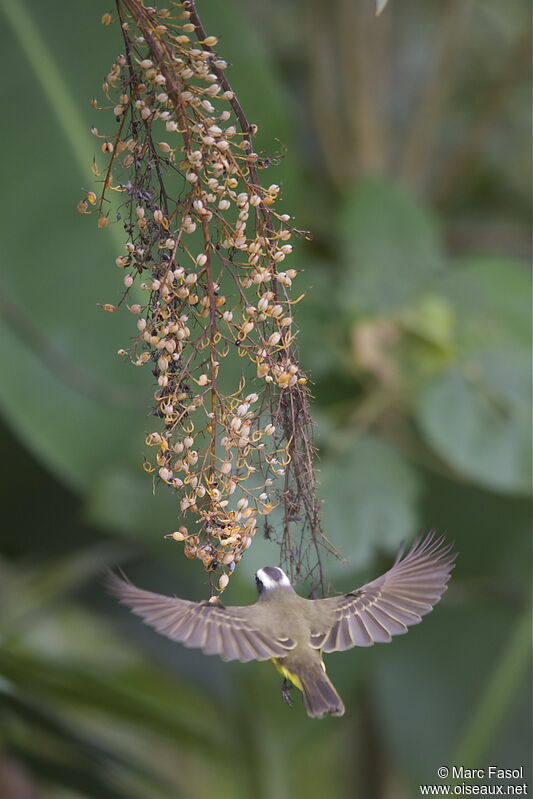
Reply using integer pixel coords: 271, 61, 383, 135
80, 0, 333, 594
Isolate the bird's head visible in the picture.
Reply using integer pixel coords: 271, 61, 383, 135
255, 566, 293, 597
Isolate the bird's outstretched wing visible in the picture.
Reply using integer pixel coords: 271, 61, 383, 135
308, 532, 456, 652
106, 572, 295, 662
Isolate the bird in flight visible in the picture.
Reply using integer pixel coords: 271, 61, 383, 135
107, 531, 455, 718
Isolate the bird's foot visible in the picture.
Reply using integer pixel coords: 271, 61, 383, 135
281, 678, 294, 708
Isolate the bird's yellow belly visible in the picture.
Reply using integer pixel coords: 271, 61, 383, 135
270, 653, 326, 692
271, 657, 304, 691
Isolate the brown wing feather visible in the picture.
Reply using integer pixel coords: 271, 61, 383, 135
106, 572, 294, 663
309, 531, 456, 652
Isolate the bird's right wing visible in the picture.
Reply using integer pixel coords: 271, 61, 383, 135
308, 532, 456, 652
106, 572, 295, 663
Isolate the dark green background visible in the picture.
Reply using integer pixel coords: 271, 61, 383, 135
0, 1, 531, 797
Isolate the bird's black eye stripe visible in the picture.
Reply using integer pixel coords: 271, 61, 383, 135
255, 576, 264, 593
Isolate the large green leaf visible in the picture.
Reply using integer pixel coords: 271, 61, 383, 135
84, 470, 179, 538
320, 434, 421, 578
0, 1, 151, 491
415, 257, 531, 495
440, 256, 531, 351
339, 178, 443, 314
416, 357, 531, 495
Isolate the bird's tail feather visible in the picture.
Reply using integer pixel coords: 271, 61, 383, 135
296, 662, 345, 719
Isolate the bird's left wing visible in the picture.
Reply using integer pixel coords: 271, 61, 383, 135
307, 531, 456, 652
106, 572, 295, 663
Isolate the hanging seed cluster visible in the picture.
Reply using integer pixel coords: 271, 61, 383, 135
81, 0, 331, 594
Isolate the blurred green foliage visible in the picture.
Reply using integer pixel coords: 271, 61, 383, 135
0, 0, 531, 797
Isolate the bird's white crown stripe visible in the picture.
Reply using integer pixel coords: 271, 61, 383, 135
256, 567, 292, 589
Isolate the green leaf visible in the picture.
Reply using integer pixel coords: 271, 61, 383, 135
454, 608, 532, 768
0, 0, 121, 247
0, 650, 226, 754
416, 356, 531, 495
372, 604, 532, 786
0, 312, 150, 490
84, 470, 178, 538
0, 688, 159, 785
320, 434, 421, 577
339, 178, 443, 315
7, 743, 147, 799
441, 255, 531, 351
414, 256, 531, 495
0, 1, 155, 491
0, 545, 125, 639
399, 293, 456, 353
